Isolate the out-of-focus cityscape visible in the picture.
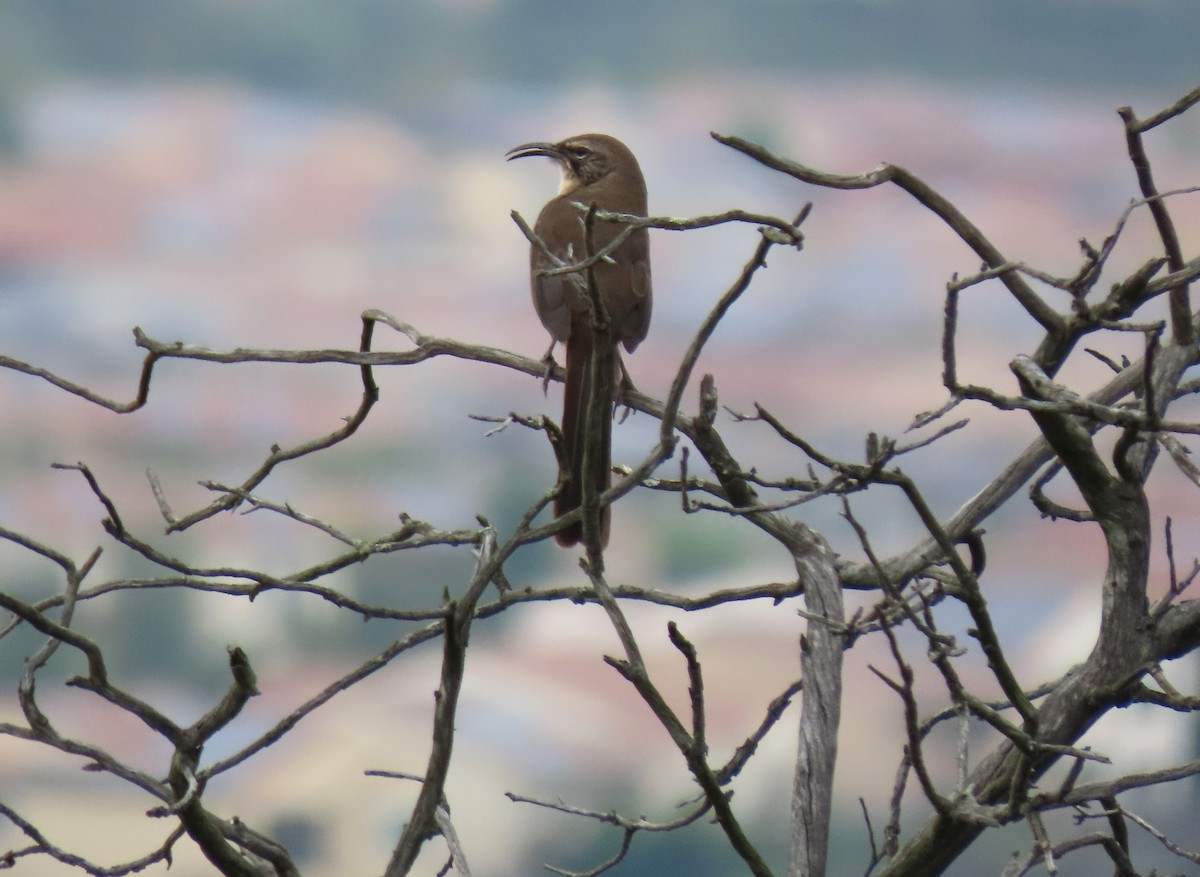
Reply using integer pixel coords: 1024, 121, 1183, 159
1, 3, 1199, 875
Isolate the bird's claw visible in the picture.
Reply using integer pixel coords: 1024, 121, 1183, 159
540, 341, 559, 396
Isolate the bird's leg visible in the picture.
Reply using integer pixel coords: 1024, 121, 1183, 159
615, 354, 639, 423
540, 339, 559, 395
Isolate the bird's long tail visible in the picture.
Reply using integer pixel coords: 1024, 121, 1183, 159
556, 333, 612, 547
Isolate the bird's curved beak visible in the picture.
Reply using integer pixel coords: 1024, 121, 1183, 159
506, 141, 563, 162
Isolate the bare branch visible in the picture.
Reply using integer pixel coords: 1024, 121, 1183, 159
712, 132, 1063, 335
1118, 104, 1194, 345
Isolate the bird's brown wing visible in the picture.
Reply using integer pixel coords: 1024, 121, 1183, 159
619, 249, 652, 353
531, 197, 586, 343
532, 268, 574, 343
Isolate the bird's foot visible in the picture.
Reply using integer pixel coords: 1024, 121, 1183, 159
616, 368, 639, 424
540, 342, 559, 396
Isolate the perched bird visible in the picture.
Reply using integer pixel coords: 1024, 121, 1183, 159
507, 134, 652, 547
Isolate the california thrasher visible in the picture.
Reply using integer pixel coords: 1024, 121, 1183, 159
507, 134, 652, 547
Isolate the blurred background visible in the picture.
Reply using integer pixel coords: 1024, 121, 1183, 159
1, 2, 1199, 875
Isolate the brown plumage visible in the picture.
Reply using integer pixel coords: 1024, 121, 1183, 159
507, 134, 652, 547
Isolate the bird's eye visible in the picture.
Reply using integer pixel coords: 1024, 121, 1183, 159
570, 145, 590, 159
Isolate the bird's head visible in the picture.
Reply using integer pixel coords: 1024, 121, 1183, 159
507, 133, 640, 195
